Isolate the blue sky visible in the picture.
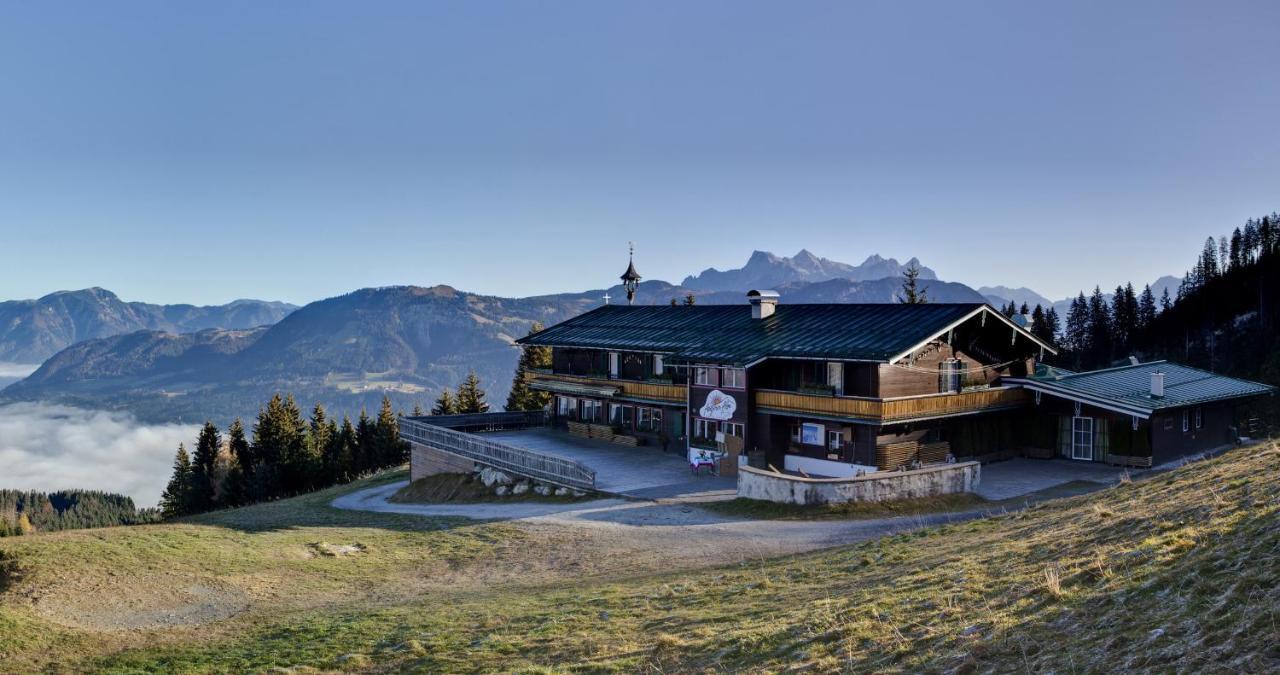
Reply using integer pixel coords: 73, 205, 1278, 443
1, 1, 1277, 306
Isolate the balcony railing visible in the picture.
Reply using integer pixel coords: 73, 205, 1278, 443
755, 386, 1030, 424
529, 372, 686, 404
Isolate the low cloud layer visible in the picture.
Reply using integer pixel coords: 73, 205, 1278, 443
0, 401, 198, 507
0, 361, 39, 388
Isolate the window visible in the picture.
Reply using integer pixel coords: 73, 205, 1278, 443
608, 352, 619, 378
827, 430, 843, 451
580, 399, 602, 423
557, 396, 576, 418
1181, 410, 1189, 433
653, 354, 664, 376
609, 404, 633, 428
791, 423, 802, 443
827, 362, 844, 396
721, 421, 744, 438
721, 367, 746, 389
1195, 407, 1203, 430
694, 367, 718, 386
693, 418, 717, 442
1072, 416, 1094, 460
938, 359, 961, 393
637, 407, 661, 432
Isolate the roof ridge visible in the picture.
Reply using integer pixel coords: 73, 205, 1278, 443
1058, 360, 1168, 378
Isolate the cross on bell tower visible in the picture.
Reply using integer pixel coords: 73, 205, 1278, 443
620, 242, 641, 306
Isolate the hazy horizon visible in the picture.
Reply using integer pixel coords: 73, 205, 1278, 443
3, 1, 1278, 305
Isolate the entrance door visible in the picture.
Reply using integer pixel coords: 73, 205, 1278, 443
1071, 416, 1094, 460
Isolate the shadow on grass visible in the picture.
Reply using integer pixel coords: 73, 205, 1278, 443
180, 469, 480, 534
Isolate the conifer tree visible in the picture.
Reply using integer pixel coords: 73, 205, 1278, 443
1044, 307, 1061, 344
160, 444, 194, 518
683, 293, 697, 306
1087, 286, 1113, 367
189, 421, 221, 512
1160, 287, 1173, 312
355, 409, 375, 475
324, 417, 352, 484
898, 263, 928, 304
374, 395, 408, 467
506, 322, 552, 411
1064, 293, 1090, 367
223, 418, 251, 506
1138, 285, 1157, 332
455, 370, 490, 414
411, 403, 425, 417
431, 389, 456, 415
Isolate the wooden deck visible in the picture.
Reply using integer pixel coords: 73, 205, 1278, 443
756, 386, 1030, 424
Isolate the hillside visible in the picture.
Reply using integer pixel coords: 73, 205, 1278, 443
0, 288, 296, 363
0, 443, 1274, 671
3, 277, 985, 423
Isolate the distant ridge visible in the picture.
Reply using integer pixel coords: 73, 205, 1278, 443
0, 288, 297, 363
681, 249, 937, 292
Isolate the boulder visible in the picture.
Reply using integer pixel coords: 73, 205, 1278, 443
554, 487, 570, 497
533, 484, 552, 496
512, 481, 530, 495
479, 467, 514, 487
495, 485, 510, 496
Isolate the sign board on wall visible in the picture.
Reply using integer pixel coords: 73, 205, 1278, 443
698, 390, 737, 420
801, 422, 825, 445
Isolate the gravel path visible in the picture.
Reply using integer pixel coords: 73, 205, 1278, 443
333, 481, 1007, 559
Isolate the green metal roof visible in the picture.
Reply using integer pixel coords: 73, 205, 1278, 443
517, 303, 1049, 365
1013, 360, 1274, 416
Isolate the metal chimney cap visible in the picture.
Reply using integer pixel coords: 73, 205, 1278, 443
746, 289, 780, 300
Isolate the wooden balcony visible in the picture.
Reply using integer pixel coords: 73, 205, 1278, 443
529, 372, 687, 404
755, 386, 1030, 424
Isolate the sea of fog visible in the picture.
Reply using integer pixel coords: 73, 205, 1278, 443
0, 399, 198, 508
0, 362, 39, 389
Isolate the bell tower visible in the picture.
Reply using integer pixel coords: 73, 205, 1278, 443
620, 242, 641, 305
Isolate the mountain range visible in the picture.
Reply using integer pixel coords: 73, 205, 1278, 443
682, 250, 936, 292
0, 250, 1176, 423
0, 288, 296, 363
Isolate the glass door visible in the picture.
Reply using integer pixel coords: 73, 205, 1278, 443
1071, 416, 1094, 460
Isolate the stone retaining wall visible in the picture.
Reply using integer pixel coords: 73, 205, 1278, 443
737, 461, 981, 505
410, 443, 476, 481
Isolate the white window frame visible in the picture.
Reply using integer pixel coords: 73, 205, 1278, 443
827, 429, 843, 451
790, 423, 802, 444
580, 399, 602, 423
1071, 416, 1094, 461
653, 355, 664, 376
1182, 410, 1189, 433
694, 367, 718, 387
693, 417, 717, 441
608, 352, 619, 378
1194, 407, 1203, 430
557, 396, 575, 417
827, 362, 844, 396
720, 421, 744, 438
721, 367, 745, 389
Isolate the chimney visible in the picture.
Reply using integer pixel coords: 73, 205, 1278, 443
1150, 371, 1164, 398
747, 289, 779, 320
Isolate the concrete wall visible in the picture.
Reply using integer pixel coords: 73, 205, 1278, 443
410, 442, 476, 481
737, 461, 981, 505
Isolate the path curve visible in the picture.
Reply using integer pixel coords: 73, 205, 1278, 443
332, 481, 1018, 556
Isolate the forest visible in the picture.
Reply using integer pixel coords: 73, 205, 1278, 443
0, 489, 160, 537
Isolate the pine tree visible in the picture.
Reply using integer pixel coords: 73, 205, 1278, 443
1019, 302, 1029, 317
355, 409, 375, 475
1087, 286, 1112, 367
455, 370, 490, 414
431, 388, 456, 415
307, 403, 332, 487
683, 293, 697, 306
506, 323, 552, 411
1044, 307, 1061, 344
374, 395, 408, 468
898, 263, 928, 304
189, 421, 221, 512
223, 418, 251, 506
1030, 304, 1051, 344
1065, 292, 1089, 364
1160, 287, 1173, 312
1200, 237, 1220, 280
1138, 284, 1157, 332
411, 403, 425, 417
324, 417, 352, 484
160, 444, 194, 518
1110, 283, 1138, 356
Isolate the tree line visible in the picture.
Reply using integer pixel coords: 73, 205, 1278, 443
160, 393, 409, 518
1042, 212, 1278, 375
0, 489, 161, 537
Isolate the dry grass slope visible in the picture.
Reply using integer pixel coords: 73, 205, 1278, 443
0, 444, 1277, 673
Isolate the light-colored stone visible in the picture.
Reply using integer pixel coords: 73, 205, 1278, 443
512, 481, 530, 495
494, 485, 510, 496
736, 462, 981, 505
554, 487, 570, 497
533, 484, 552, 496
